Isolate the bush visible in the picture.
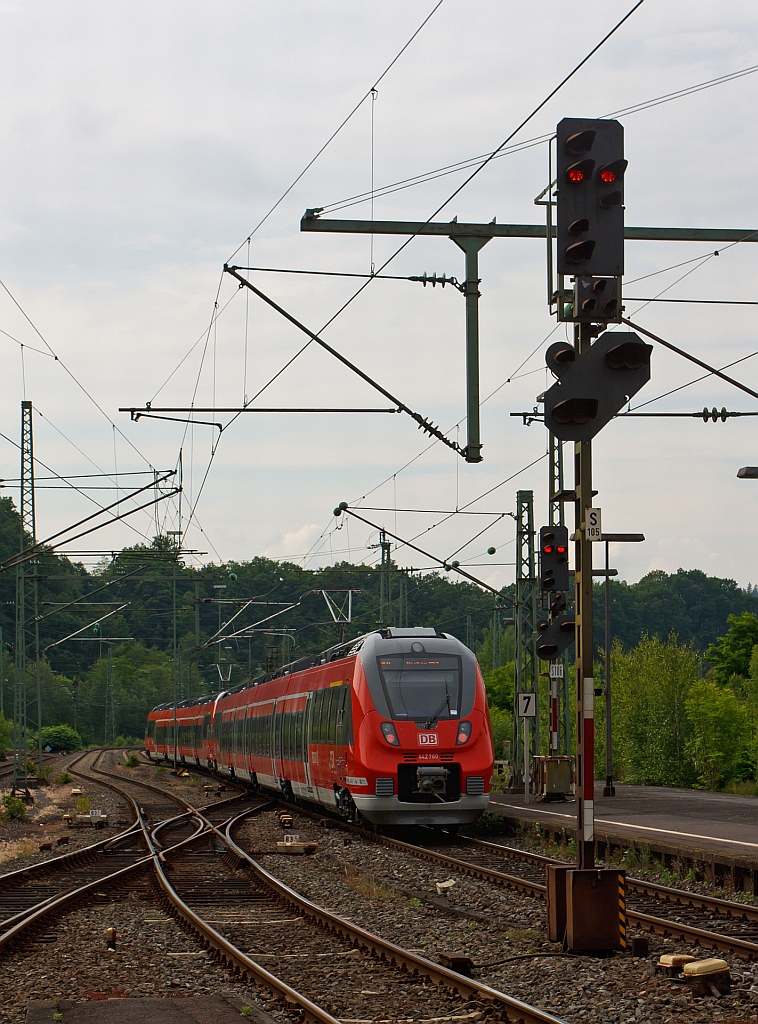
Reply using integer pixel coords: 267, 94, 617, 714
54, 771, 73, 784
3, 794, 27, 821
37, 725, 83, 752
123, 753, 140, 768
76, 796, 90, 813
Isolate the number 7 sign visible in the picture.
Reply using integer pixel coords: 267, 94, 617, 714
517, 692, 537, 718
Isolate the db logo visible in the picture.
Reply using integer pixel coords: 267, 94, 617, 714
417, 732, 439, 746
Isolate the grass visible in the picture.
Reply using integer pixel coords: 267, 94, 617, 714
342, 863, 398, 901
723, 780, 758, 797
54, 771, 73, 784
76, 796, 90, 814
123, 753, 140, 768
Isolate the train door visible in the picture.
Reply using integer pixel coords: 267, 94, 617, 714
303, 693, 313, 789
270, 699, 280, 780
326, 685, 340, 784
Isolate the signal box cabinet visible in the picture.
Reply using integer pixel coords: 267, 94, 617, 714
566, 869, 626, 952
533, 756, 572, 801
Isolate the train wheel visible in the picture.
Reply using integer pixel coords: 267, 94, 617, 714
335, 786, 358, 822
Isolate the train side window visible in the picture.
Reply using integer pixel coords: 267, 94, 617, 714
327, 688, 339, 744
294, 710, 303, 760
336, 685, 351, 745
310, 690, 322, 744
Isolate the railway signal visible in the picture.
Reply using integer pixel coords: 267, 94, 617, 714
535, 614, 575, 661
543, 332, 652, 442
539, 525, 569, 593
557, 117, 626, 279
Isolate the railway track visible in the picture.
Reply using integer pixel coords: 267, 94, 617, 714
1, 753, 569, 1024
154, 801, 570, 1024
275, 801, 758, 962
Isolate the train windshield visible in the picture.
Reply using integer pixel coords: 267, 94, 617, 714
376, 655, 462, 723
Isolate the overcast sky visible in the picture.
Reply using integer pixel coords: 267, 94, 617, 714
0, 0, 757, 592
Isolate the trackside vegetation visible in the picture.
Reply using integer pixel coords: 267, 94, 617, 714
0, 494, 756, 792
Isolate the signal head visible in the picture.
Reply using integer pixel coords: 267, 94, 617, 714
566, 159, 595, 184
565, 129, 596, 156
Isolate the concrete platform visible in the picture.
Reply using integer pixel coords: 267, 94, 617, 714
26, 992, 275, 1024
489, 783, 758, 889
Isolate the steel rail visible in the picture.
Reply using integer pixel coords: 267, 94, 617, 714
278, 798, 547, 896
273, 798, 758, 959
0, 750, 233, 936
0, 752, 249, 950
87, 752, 250, 817
151, 800, 344, 1024
0, 751, 144, 891
135, 766, 758, 957
0, 816, 221, 948
221, 807, 569, 1024
628, 908, 758, 959
462, 835, 758, 923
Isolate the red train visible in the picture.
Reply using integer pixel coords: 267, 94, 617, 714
145, 627, 494, 826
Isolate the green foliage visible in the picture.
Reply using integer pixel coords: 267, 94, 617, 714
76, 796, 90, 813
488, 707, 512, 762
595, 569, 758, 654
2, 794, 27, 821
685, 680, 748, 790
54, 771, 73, 784
612, 634, 698, 786
0, 712, 11, 752
38, 725, 82, 752
483, 663, 515, 713
705, 612, 758, 684
123, 753, 140, 768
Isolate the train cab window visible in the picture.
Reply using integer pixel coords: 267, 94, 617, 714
376, 654, 463, 723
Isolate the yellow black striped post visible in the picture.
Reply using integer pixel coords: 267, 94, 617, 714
618, 871, 627, 949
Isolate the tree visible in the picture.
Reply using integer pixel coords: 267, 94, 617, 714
685, 680, 748, 789
483, 663, 515, 713
705, 612, 758, 684
0, 712, 11, 755
611, 634, 698, 786
594, 569, 758, 655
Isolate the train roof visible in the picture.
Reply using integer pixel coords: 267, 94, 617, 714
147, 627, 456, 713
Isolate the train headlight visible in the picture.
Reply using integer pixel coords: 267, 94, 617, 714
456, 721, 472, 745
381, 722, 400, 746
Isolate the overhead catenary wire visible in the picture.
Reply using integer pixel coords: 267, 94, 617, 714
170, 2, 646, 554
340, 507, 503, 597
621, 318, 758, 402
318, 61, 758, 215
629, 350, 758, 412
225, 0, 447, 265
0, 277, 156, 471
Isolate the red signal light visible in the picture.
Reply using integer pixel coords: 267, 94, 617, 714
543, 544, 554, 554
557, 545, 567, 554
565, 159, 595, 185
600, 169, 616, 183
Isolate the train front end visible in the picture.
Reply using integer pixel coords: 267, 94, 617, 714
348, 627, 494, 825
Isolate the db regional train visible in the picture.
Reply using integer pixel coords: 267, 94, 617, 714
145, 627, 494, 826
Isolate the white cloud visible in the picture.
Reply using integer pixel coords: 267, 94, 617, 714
0, 0, 756, 591
262, 523, 322, 561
